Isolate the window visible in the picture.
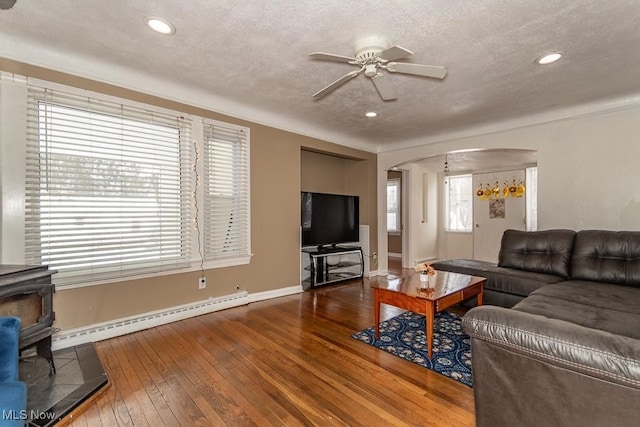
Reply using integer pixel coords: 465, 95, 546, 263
445, 174, 473, 232
387, 178, 401, 233
24, 87, 193, 285
0, 76, 253, 287
202, 120, 250, 261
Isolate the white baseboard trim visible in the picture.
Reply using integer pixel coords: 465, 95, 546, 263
247, 284, 303, 303
53, 285, 303, 350
388, 252, 402, 259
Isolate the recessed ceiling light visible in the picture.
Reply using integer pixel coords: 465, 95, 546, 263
536, 52, 562, 65
365, 111, 378, 118
144, 17, 176, 35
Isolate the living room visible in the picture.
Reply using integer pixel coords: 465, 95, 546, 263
1, 1, 639, 426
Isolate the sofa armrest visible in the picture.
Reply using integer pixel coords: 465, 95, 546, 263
462, 306, 640, 389
463, 306, 640, 427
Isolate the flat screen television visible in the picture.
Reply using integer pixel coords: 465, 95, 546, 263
301, 192, 359, 249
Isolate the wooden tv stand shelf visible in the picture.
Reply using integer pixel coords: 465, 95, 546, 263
302, 246, 364, 289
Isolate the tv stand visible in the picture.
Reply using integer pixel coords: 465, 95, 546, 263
316, 243, 340, 251
302, 246, 363, 289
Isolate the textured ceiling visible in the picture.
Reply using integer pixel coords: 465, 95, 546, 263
414, 149, 537, 173
0, 0, 639, 152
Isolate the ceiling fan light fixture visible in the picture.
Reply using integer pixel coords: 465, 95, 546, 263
309, 36, 447, 101
365, 111, 378, 118
144, 17, 176, 35
364, 64, 378, 78
536, 51, 562, 65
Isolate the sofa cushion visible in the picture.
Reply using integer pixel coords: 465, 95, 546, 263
431, 259, 562, 297
489, 268, 563, 296
570, 230, 640, 287
481, 290, 527, 308
498, 229, 576, 278
513, 280, 640, 339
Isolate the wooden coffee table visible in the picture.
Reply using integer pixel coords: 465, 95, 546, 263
371, 270, 485, 358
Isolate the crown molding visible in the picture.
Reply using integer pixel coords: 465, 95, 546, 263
377, 93, 640, 153
3, 36, 639, 156
0, 36, 378, 153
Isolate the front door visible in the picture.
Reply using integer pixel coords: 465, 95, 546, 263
473, 170, 526, 262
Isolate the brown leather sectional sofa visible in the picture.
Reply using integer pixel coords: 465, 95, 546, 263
435, 229, 640, 427
432, 229, 578, 308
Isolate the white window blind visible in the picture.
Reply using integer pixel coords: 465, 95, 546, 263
24, 87, 193, 285
202, 120, 250, 261
387, 178, 400, 232
446, 174, 473, 232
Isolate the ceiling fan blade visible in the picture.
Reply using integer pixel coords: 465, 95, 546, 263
386, 62, 448, 79
371, 73, 397, 101
312, 69, 362, 99
308, 52, 357, 63
378, 45, 413, 61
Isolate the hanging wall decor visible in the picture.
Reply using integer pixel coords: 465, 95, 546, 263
489, 199, 506, 218
477, 178, 525, 200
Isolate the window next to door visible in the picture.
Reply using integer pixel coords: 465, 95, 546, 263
387, 178, 401, 234
445, 174, 473, 232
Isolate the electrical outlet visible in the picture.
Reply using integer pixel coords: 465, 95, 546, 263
198, 277, 206, 289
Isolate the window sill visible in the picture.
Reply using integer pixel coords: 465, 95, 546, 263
55, 255, 253, 290
202, 255, 252, 270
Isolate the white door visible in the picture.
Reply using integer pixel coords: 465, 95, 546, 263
473, 170, 526, 262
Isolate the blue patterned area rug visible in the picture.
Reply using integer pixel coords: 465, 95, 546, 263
351, 311, 472, 387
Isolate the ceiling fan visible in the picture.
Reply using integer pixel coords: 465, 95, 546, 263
309, 36, 447, 101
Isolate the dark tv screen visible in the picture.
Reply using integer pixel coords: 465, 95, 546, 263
301, 192, 359, 247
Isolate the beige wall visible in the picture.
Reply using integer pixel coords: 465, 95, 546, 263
388, 231, 403, 254
0, 58, 377, 331
345, 158, 374, 231
300, 150, 348, 193
300, 149, 375, 229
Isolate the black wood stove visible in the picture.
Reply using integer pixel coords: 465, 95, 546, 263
0, 265, 57, 375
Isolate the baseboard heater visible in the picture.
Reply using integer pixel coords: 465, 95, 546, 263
52, 291, 249, 350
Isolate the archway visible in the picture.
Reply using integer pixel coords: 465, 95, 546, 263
386, 148, 536, 268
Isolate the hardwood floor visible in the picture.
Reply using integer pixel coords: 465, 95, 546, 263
67, 260, 475, 426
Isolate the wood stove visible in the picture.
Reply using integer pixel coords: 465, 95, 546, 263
0, 265, 57, 375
